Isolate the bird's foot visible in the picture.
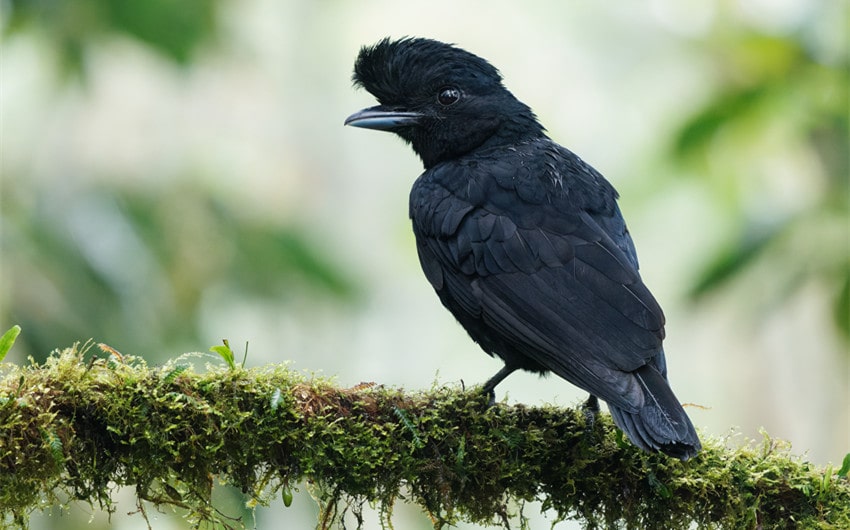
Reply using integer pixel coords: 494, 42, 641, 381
484, 387, 496, 408
479, 365, 516, 408
581, 395, 600, 428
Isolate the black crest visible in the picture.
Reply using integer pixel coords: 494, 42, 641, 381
352, 37, 504, 106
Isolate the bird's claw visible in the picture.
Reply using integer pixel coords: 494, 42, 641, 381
485, 387, 496, 408
581, 395, 600, 429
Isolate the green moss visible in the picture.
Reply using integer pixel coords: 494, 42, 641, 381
1, 346, 848, 529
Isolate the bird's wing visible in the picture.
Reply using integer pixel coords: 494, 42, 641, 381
410, 142, 665, 410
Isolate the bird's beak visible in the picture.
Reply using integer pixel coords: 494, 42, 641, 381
344, 105, 423, 131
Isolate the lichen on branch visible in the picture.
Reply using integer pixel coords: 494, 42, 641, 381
1, 347, 848, 529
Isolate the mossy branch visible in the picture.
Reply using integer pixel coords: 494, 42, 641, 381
1, 347, 848, 529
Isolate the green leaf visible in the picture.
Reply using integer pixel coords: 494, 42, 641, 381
837, 453, 850, 478
0, 325, 21, 362
282, 486, 293, 507
210, 339, 235, 370
393, 407, 423, 450
42, 428, 64, 466
647, 471, 673, 499
162, 364, 190, 386
269, 388, 282, 411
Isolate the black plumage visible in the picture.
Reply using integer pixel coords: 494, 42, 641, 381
345, 37, 701, 460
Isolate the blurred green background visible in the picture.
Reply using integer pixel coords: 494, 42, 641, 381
1, 1, 847, 528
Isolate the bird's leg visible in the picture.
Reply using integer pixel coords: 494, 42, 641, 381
481, 365, 517, 406
581, 394, 600, 428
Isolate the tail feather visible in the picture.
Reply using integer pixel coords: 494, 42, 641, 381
608, 364, 701, 461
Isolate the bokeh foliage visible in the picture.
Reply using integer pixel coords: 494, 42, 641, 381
2, 1, 359, 360
669, 26, 849, 342
3, 184, 357, 360
3, 0, 221, 74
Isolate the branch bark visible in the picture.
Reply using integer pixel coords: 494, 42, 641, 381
1, 346, 848, 529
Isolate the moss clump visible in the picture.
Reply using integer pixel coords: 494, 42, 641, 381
1, 346, 848, 529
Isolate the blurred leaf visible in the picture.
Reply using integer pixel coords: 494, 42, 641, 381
2, 196, 128, 357
1, 184, 357, 361
835, 274, 850, 343
673, 85, 768, 162
117, 188, 358, 302
672, 34, 807, 163
688, 223, 782, 299
810, 115, 850, 201
670, 25, 849, 344
4, 0, 221, 76
102, 0, 218, 64
231, 226, 357, 299
0, 325, 22, 362
725, 34, 805, 84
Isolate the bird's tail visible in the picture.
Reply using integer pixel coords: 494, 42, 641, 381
608, 364, 701, 461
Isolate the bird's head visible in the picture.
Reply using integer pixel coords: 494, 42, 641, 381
345, 37, 545, 169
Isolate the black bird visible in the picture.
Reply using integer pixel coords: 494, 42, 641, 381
344, 37, 701, 460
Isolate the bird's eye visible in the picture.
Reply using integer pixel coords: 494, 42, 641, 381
437, 86, 461, 106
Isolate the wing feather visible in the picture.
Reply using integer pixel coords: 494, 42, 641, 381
409, 138, 666, 410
